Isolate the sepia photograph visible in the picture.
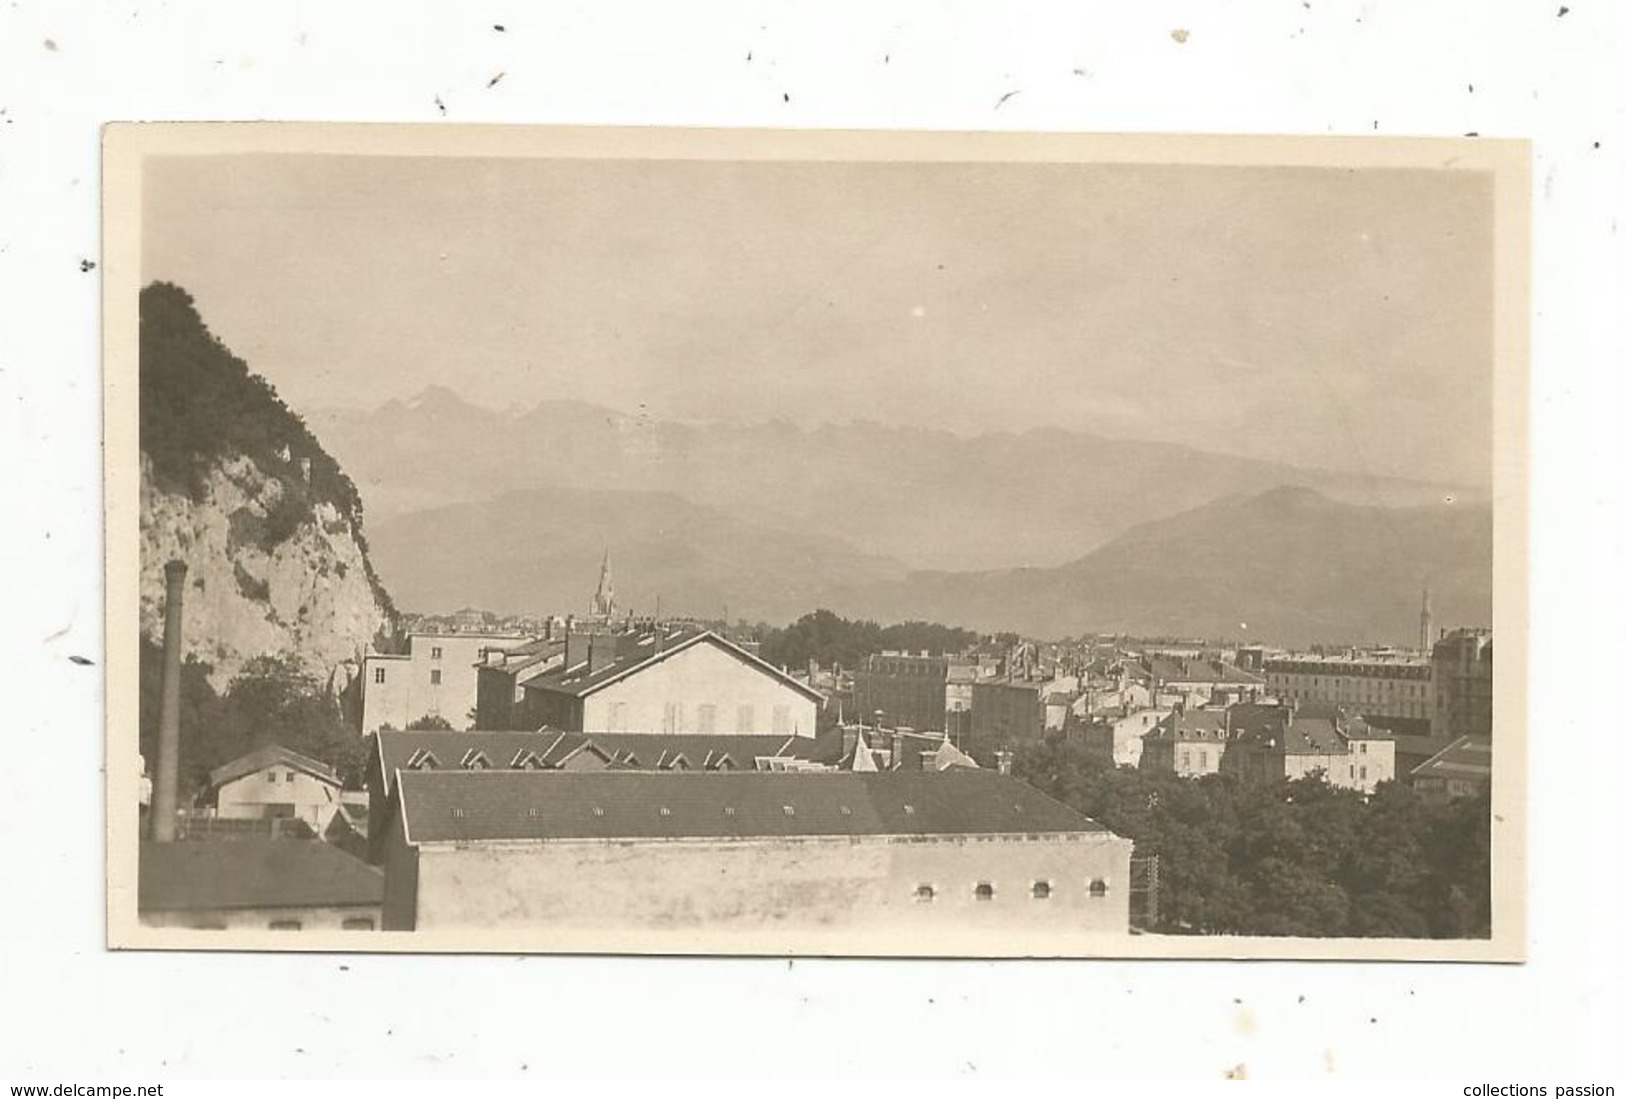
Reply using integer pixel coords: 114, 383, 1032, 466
103, 125, 1528, 958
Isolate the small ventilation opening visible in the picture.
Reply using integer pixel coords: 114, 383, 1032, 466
974, 882, 995, 902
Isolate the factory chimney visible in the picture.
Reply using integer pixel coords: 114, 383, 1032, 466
151, 559, 187, 843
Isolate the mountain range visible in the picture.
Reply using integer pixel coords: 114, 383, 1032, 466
829, 486, 1491, 645
363, 475, 1491, 648
312, 387, 1477, 574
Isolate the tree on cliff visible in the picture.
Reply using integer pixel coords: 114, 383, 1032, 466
139, 280, 396, 619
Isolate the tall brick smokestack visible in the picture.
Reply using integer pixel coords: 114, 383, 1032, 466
151, 559, 187, 843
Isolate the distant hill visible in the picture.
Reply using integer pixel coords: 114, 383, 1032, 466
311, 389, 1473, 573
364, 485, 911, 623
827, 486, 1492, 647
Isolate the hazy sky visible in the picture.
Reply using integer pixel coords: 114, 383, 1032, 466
144, 154, 1493, 486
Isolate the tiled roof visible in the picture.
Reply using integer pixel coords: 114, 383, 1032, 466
1140, 657, 1263, 685
481, 648, 563, 680
499, 636, 567, 659
372, 729, 834, 794
1226, 703, 1291, 742
138, 839, 383, 912
523, 629, 823, 703
1144, 710, 1228, 743
397, 769, 1107, 844
1280, 718, 1348, 756
208, 744, 340, 791
1410, 736, 1492, 782
583, 732, 834, 770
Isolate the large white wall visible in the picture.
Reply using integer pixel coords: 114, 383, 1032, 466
389, 832, 1132, 937
582, 640, 818, 737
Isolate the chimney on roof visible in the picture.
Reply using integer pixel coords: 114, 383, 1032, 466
588, 633, 619, 674
151, 559, 187, 843
995, 748, 1014, 777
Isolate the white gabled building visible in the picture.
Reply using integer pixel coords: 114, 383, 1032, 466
517, 627, 823, 737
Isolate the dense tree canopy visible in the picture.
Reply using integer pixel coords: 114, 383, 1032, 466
991, 736, 1491, 939
760, 609, 982, 670
139, 642, 370, 796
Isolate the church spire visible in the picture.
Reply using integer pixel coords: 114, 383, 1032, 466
592, 548, 615, 619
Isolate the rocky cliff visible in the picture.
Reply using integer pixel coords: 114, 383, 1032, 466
139, 453, 392, 690
138, 281, 395, 690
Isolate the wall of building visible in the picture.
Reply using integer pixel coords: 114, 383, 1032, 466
1088, 710, 1165, 768
1432, 632, 1493, 739
968, 681, 1045, 746
1345, 739, 1397, 793
381, 818, 420, 929
392, 831, 1131, 936
578, 641, 818, 737
1265, 661, 1433, 720
1173, 740, 1226, 777
363, 634, 529, 732
1283, 752, 1347, 782
215, 767, 339, 826
474, 665, 522, 729
360, 653, 414, 733
854, 654, 949, 732
141, 903, 382, 931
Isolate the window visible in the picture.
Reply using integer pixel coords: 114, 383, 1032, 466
266, 771, 278, 783
430, 669, 442, 686
1088, 879, 1109, 898
1359, 742, 1368, 754
974, 882, 995, 901
285, 770, 296, 782
268, 919, 303, 931
1359, 765, 1368, 781
1178, 750, 1190, 770
1197, 750, 1208, 769
342, 917, 376, 931
1032, 880, 1053, 900
374, 667, 386, 684
431, 646, 443, 660
915, 884, 936, 902
696, 704, 717, 734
